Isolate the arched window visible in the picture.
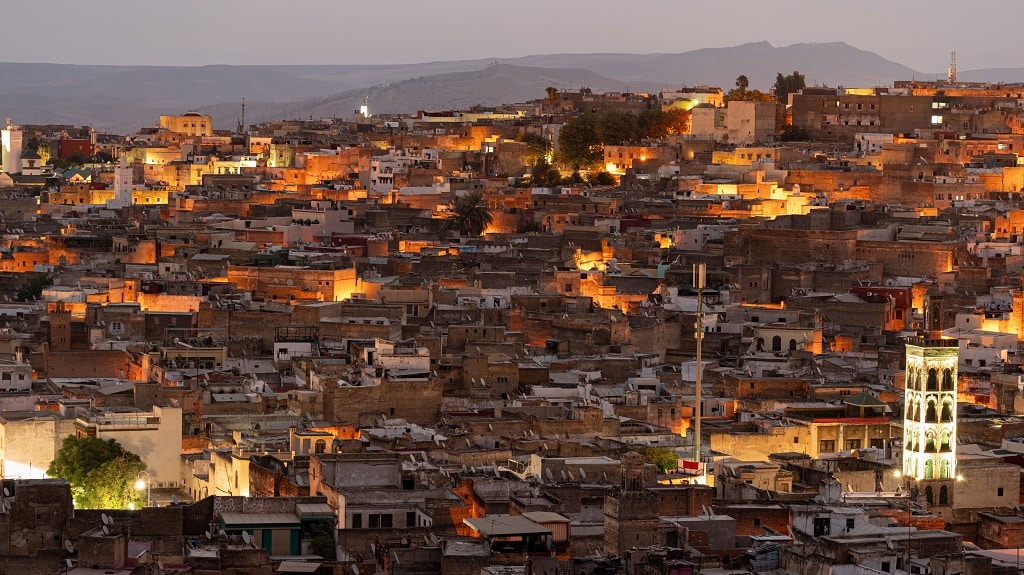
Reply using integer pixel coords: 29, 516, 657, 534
940, 401, 953, 423
924, 460, 934, 480
940, 431, 951, 452
925, 484, 934, 503
789, 339, 798, 351
940, 460, 950, 480
772, 335, 782, 351
942, 368, 954, 391
915, 370, 923, 391
925, 433, 936, 453
939, 484, 949, 504
906, 402, 914, 419
314, 439, 327, 454
927, 369, 938, 391
926, 401, 937, 423
757, 338, 765, 351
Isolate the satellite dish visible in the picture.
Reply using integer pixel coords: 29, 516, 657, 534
65, 559, 73, 568
64, 539, 75, 553
242, 531, 252, 545
579, 468, 587, 479
2, 488, 8, 497
101, 513, 112, 525
352, 567, 360, 575
102, 525, 110, 536
545, 468, 554, 481
171, 495, 179, 505
205, 530, 211, 540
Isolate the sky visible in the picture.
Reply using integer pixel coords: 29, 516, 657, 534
1, 0, 1021, 73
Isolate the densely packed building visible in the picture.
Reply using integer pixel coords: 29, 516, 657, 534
4, 81, 1024, 575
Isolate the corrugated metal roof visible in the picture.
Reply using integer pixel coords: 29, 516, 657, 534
220, 512, 299, 526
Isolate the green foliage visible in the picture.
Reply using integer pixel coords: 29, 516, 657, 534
311, 533, 337, 560
36, 142, 52, 165
773, 70, 807, 104
638, 108, 690, 138
558, 113, 602, 169
15, 274, 52, 302
520, 132, 551, 166
53, 151, 88, 170
530, 159, 562, 188
586, 171, 616, 186
635, 446, 680, 473
47, 436, 147, 509
735, 75, 749, 91
724, 88, 775, 102
545, 86, 559, 107
444, 191, 494, 237
595, 111, 640, 146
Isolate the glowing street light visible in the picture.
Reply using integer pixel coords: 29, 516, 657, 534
135, 471, 151, 508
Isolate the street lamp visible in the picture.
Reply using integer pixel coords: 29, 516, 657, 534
135, 471, 151, 507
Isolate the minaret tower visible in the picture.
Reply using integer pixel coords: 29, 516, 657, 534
903, 336, 958, 481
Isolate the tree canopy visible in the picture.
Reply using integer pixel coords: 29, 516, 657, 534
557, 113, 601, 169
47, 436, 147, 509
773, 70, 807, 104
557, 109, 691, 169
635, 446, 680, 473
444, 191, 494, 237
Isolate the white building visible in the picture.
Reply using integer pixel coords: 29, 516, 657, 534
903, 337, 957, 481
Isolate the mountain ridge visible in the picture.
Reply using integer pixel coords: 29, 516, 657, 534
1, 42, 1018, 130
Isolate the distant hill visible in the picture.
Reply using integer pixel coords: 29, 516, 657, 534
495, 42, 920, 89
199, 64, 663, 128
0, 42, 1014, 130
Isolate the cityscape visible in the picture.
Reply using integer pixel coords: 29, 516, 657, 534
5, 5, 1024, 575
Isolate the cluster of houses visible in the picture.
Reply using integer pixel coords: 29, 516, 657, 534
3, 78, 1024, 575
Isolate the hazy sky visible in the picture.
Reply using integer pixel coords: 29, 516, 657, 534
2, 0, 1021, 72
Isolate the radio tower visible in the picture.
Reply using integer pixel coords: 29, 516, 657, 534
947, 51, 957, 85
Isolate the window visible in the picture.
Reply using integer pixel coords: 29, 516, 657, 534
407, 511, 416, 527
794, 436, 800, 444
846, 439, 861, 450
846, 518, 855, 530
819, 440, 836, 453
931, 115, 944, 125
352, 514, 362, 529
754, 518, 761, 526
998, 487, 1005, 497
369, 513, 393, 529
813, 517, 830, 537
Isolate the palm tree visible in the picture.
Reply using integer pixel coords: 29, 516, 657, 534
445, 191, 493, 237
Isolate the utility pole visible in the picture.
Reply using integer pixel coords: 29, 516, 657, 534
693, 262, 706, 465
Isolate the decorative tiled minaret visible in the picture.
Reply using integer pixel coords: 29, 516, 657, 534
903, 337, 958, 481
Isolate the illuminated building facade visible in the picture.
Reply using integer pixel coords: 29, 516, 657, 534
902, 337, 958, 481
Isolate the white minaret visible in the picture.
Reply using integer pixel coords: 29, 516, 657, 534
110, 155, 133, 208
1, 118, 23, 175
903, 336, 958, 481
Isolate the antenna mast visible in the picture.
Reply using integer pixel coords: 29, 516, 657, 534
237, 98, 246, 135
948, 51, 957, 85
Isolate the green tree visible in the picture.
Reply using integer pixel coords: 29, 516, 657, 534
635, 446, 680, 473
36, 142, 52, 166
586, 171, 616, 186
311, 533, 337, 560
557, 113, 601, 169
595, 111, 640, 145
638, 108, 690, 138
773, 70, 806, 104
520, 132, 551, 166
530, 159, 561, 187
545, 86, 559, 108
735, 75, 749, 92
724, 88, 775, 102
444, 191, 493, 237
15, 274, 52, 302
47, 436, 147, 509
